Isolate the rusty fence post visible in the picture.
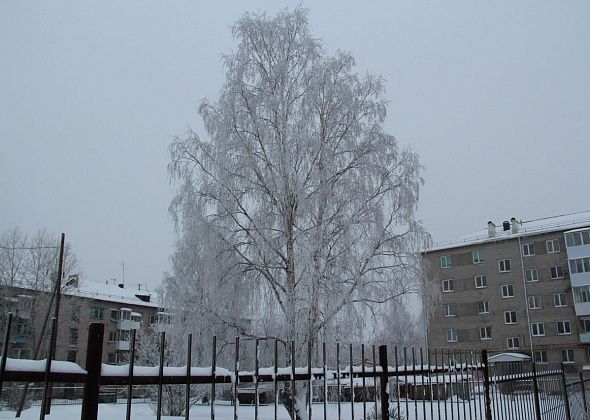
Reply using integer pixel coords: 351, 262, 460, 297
378, 345, 389, 420
531, 361, 542, 420
81, 323, 104, 420
561, 362, 572, 420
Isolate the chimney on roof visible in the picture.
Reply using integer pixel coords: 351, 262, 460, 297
118, 282, 124, 289
511, 217, 519, 234
488, 221, 496, 238
502, 221, 510, 231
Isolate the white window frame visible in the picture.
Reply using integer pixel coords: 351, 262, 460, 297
570, 257, 590, 274
441, 255, 452, 268
528, 295, 541, 310
557, 320, 571, 335
474, 275, 487, 289
561, 349, 575, 364
477, 301, 489, 314
566, 230, 590, 247
472, 251, 484, 264
501, 284, 514, 298
499, 259, 511, 273
553, 293, 567, 307
442, 279, 454, 293
444, 304, 456, 317
446, 328, 458, 343
525, 269, 539, 282
522, 243, 535, 257
546, 239, 560, 254
531, 322, 545, 337
506, 337, 520, 349
480, 326, 492, 340
550, 265, 564, 279
504, 310, 517, 324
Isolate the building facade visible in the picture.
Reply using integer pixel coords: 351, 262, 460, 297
0, 276, 170, 366
423, 212, 590, 372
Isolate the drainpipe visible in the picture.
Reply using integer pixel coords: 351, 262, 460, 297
518, 236, 535, 358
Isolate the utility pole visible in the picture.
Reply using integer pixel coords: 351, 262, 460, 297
44, 233, 65, 414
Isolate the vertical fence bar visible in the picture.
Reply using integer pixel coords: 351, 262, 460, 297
81, 323, 104, 420
273, 339, 277, 420
420, 348, 426, 420
531, 361, 542, 420
404, 347, 408, 420
372, 345, 378, 420
185, 333, 192, 420
126, 328, 137, 420
291, 340, 296, 419
581, 372, 588, 414
481, 349, 492, 420
211, 335, 217, 420
444, 349, 449, 420
412, 347, 417, 420
378, 345, 389, 420
468, 349, 478, 420
255, 338, 259, 420
561, 362, 572, 420
349, 344, 354, 420
435, 348, 441, 420
0, 312, 13, 400
361, 344, 366, 420
235, 337, 241, 420
448, 349, 455, 420
428, 348, 433, 420
463, 350, 470, 420
453, 349, 460, 420
307, 341, 312, 420
157, 331, 165, 420
394, 346, 400, 420
39, 317, 57, 420
337, 343, 341, 420
323, 342, 327, 420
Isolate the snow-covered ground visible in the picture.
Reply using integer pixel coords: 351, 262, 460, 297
0, 396, 568, 420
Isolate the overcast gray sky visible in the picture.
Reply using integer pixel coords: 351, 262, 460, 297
1, 1, 589, 290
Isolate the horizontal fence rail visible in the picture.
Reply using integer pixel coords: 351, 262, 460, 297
0, 320, 586, 420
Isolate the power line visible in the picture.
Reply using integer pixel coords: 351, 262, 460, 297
0, 246, 59, 250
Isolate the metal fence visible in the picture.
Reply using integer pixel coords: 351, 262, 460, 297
0, 315, 587, 419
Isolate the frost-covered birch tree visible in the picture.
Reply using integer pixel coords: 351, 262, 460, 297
168, 7, 428, 365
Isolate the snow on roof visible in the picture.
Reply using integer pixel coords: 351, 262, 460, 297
63, 280, 160, 308
488, 352, 531, 363
426, 211, 590, 252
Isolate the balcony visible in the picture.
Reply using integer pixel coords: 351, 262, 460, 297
571, 272, 590, 287
116, 340, 131, 351
575, 302, 590, 317
580, 332, 590, 344
117, 319, 140, 331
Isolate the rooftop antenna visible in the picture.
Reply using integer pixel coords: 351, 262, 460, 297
121, 261, 125, 287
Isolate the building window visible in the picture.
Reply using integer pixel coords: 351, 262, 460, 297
474, 275, 487, 289
565, 230, 590, 247
569, 257, 590, 274
575, 286, 590, 303
480, 327, 492, 340
550, 266, 565, 279
504, 311, 517, 324
67, 351, 77, 363
442, 279, 454, 293
71, 304, 80, 323
546, 239, 560, 253
528, 295, 541, 310
69, 328, 78, 346
522, 243, 535, 257
534, 351, 548, 363
561, 349, 575, 363
446, 328, 458, 343
90, 306, 104, 320
477, 301, 489, 314
444, 304, 456, 317
472, 251, 484, 264
525, 269, 539, 282
506, 337, 520, 349
498, 259, 511, 273
554, 293, 567, 307
110, 309, 119, 320
584, 319, 590, 333
557, 320, 571, 335
531, 322, 545, 336
501, 284, 514, 298
109, 331, 118, 342
441, 255, 452, 268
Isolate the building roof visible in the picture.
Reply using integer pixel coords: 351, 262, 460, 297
488, 352, 531, 363
425, 210, 590, 253
63, 280, 160, 308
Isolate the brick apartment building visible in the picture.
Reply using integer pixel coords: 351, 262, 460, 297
0, 276, 170, 365
423, 211, 590, 371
